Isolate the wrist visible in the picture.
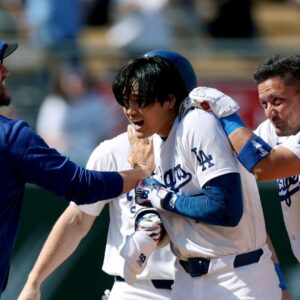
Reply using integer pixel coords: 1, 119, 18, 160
132, 165, 152, 178
151, 190, 175, 210
27, 272, 42, 289
161, 193, 177, 212
151, 188, 169, 209
134, 164, 153, 178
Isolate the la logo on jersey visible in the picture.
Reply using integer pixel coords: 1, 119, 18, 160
191, 148, 214, 171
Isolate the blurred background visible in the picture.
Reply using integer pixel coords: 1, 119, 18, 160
1, 0, 300, 298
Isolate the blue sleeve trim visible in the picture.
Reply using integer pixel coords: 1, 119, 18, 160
219, 113, 245, 135
162, 173, 243, 226
274, 263, 288, 290
237, 135, 272, 172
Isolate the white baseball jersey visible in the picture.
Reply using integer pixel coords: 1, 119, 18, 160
153, 109, 267, 259
73, 132, 176, 280
255, 119, 300, 261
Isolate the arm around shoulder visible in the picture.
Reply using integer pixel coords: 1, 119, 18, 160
252, 145, 300, 181
18, 205, 96, 300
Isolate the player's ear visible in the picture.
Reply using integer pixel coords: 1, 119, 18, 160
167, 94, 176, 110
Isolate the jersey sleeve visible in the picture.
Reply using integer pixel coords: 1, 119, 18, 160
180, 110, 239, 188
254, 119, 277, 147
280, 132, 300, 159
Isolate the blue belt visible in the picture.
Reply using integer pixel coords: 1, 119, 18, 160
115, 276, 174, 289
179, 248, 263, 278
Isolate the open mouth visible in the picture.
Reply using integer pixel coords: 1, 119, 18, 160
133, 120, 144, 126
132, 120, 144, 131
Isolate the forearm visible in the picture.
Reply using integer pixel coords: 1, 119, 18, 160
252, 146, 300, 181
120, 166, 152, 194
228, 127, 255, 152
229, 128, 300, 181
23, 206, 94, 289
165, 173, 243, 226
136, 173, 243, 226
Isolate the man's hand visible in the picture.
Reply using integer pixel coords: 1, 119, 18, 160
127, 125, 155, 177
179, 86, 240, 119
135, 178, 175, 209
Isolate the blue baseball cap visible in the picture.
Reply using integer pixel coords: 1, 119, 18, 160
0, 41, 18, 61
144, 49, 197, 93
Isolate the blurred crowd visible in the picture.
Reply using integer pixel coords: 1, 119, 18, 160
0, 0, 259, 54
0, 0, 298, 165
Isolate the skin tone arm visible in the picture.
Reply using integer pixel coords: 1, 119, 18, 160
229, 127, 300, 181
17, 205, 96, 300
186, 86, 300, 182
267, 235, 292, 300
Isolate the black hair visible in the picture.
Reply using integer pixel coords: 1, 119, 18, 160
112, 56, 188, 112
254, 54, 300, 86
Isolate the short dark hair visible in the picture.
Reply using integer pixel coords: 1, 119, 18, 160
254, 54, 300, 86
112, 56, 188, 112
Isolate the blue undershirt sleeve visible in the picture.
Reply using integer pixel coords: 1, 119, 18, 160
162, 173, 243, 227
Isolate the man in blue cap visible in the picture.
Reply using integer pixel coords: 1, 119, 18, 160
0, 40, 154, 297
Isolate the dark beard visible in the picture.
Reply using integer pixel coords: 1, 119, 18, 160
0, 91, 11, 107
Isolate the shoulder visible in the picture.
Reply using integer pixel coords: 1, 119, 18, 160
87, 132, 130, 170
181, 108, 217, 124
178, 108, 225, 140
95, 132, 129, 154
180, 108, 221, 130
281, 132, 300, 159
255, 119, 273, 133
255, 119, 277, 145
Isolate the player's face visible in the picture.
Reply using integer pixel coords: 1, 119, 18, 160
123, 83, 176, 139
258, 76, 300, 136
0, 62, 12, 106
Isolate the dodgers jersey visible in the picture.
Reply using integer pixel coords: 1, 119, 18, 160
74, 132, 176, 280
153, 109, 267, 259
255, 119, 300, 261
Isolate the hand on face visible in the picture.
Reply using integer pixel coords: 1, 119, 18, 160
127, 125, 155, 176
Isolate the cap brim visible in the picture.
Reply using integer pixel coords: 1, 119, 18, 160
3, 43, 18, 59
